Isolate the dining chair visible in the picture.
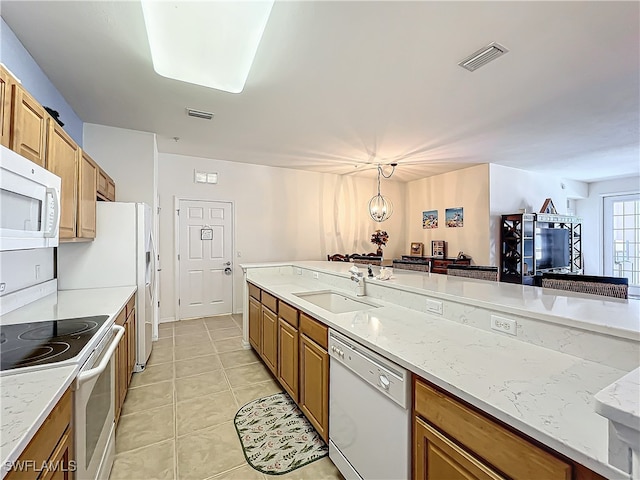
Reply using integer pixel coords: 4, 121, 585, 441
540, 273, 628, 299
446, 265, 499, 281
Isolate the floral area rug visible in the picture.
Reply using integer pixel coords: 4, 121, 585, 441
234, 392, 328, 475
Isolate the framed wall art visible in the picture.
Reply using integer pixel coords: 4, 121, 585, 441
410, 242, 424, 256
445, 207, 464, 228
423, 210, 438, 229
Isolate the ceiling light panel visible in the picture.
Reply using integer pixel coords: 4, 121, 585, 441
141, 1, 274, 93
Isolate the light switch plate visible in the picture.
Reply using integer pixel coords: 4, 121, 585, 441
426, 299, 443, 315
313, 272, 319, 279
491, 315, 517, 336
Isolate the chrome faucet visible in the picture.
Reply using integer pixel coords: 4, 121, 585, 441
351, 272, 365, 296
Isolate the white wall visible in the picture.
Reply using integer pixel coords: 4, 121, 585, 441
83, 123, 158, 214
489, 164, 588, 265
158, 153, 406, 320
405, 165, 491, 264
576, 176, 640, 275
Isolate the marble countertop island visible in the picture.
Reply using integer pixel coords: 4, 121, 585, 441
242, 261, 640, 479
0, 286, 136, 479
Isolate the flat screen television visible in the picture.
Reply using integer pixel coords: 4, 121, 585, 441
536, 228, 570, 270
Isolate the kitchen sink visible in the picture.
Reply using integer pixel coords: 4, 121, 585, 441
293, 290, 379, 314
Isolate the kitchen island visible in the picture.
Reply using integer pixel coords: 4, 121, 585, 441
242, 261, 639, 479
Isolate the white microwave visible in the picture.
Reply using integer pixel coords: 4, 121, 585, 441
0, 145, 61, 251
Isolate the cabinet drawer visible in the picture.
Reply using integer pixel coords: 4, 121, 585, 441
248, 283, 261, 301
414, 378, 571, 480
299, 313, 328, 350
126, 294, 135, 318
262, 291, 278, 313
279, 301, 298, 328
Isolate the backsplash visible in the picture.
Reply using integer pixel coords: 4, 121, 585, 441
0, 248, 54, 296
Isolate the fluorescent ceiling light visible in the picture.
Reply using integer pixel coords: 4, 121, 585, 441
141, 1, 274, 93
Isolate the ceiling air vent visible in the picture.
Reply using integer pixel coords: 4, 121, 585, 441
186, 108, 214, 120
458, 42, 509, 72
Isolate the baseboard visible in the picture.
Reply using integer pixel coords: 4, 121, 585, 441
159, 317, 175, 324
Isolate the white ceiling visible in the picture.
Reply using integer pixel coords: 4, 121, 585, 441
2, 1, 639, 183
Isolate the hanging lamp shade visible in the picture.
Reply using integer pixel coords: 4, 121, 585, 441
369, 194, 393, 222
368, 164, 396, 222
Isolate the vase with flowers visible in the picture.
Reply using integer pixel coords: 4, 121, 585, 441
370, 230, 389, 256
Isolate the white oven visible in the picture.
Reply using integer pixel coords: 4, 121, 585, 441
0, 145, 61, 251
74, 324, 124, 480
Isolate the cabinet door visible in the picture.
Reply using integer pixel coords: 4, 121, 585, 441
11, 84, 47, 166
278, 318, 299, 402
107, 177, 116, 201
414, 417, 505, 480
77, 151, 97, 239
260, 306, 278, 374
0, 66, 13, 148
127, 309, 136, 382
299, 333, 329, 441
248, 296, 261, 351
97, 168, 108, 198
46, 119, 79, 239
38, 427, 73, 480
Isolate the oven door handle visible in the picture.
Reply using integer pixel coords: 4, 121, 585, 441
77, 325, 124, 384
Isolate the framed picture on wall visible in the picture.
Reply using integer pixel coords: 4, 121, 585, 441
423, 210, 438, 229
410, 242, 424, 256
432, 240, 446, 258
445, 207, 464, 227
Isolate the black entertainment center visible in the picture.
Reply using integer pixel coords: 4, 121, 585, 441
500, 212, 582, 285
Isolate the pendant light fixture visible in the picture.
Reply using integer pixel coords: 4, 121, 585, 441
368, 163, 397, 222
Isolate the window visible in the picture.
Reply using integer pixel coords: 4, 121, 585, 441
603, 193, 640, 295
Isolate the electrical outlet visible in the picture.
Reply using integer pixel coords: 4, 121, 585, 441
426, 299, 443, 315
313, 272, 319, 279
491, 315, 517, 336
296, 268, 302, 275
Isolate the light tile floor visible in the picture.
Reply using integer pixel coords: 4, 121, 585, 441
109, 314, 343, 480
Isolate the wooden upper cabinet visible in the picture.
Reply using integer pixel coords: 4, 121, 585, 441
97, 166, 116, 202
0, 65, 14, 148
77, 150, 97, 239
11, 84, 47, 166
46, 119, 79, 239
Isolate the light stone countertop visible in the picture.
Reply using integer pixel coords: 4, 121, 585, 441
595, 367, 640, 434
246, 261, 640, 341
0, 366, 77, 478
0, 286, 137, 479
243, 263, 638, 479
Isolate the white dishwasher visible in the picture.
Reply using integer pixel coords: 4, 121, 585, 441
328, 330, 410, 480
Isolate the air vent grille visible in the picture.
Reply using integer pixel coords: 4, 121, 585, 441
458, 42, 509, 72
186, 108, 214, 120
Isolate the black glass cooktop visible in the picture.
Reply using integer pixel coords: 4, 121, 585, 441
0, 315, 109, 372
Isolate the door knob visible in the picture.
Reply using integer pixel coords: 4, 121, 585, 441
224, 267, 232, 275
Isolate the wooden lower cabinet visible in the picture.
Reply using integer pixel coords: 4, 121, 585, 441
115, 297, 136, 424
260, 306, 278, 374
415, 417, 505, 480
299, 333, 329, 442
5, 387, 74, 480
248, 296, 261, 350
277, 318, 299, 401
414, 378, 572, 480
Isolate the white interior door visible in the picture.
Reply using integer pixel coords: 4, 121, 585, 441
178, 200, 233, 319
